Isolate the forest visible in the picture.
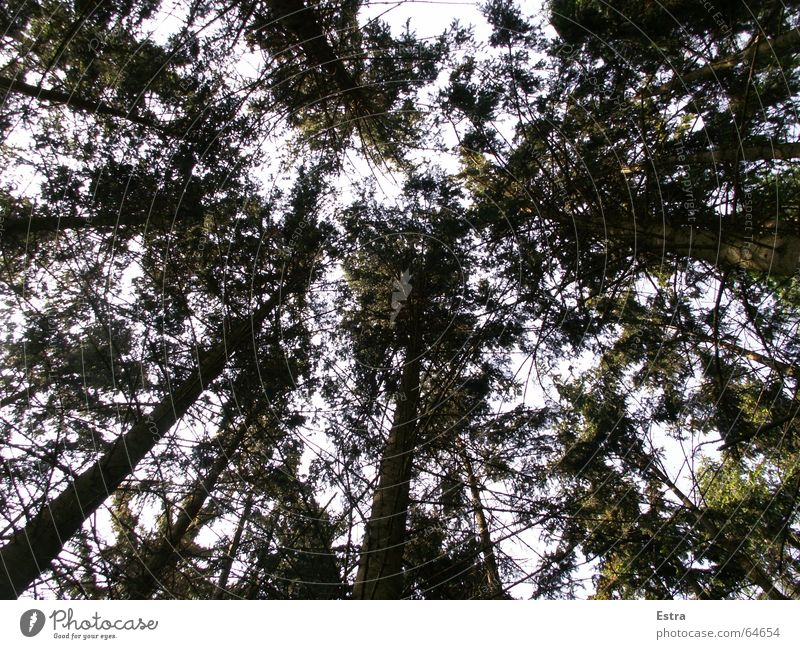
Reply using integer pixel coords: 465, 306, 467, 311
0, 0, 799, 600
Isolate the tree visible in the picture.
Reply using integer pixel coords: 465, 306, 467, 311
321, 172, 521, 598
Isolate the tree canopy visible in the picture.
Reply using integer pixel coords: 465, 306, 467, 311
1, 0, 799, 600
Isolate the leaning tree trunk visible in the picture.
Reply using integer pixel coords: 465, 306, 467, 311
352, 330, 422, 599
212, 493, 254, 599
0, 294, 279, 599
0, 75, 165, 130
120, 424, 248, 599
633, 222, 800, 277
263, 0, 362, 98
575, 215, 800, 278
635, 142, 800, 169
646, 29, 800, 97
459, 443, 503, 598
0, 211, 173, 237
641, 459, 790, 599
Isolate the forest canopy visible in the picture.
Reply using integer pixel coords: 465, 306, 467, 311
1, 0, 799, 600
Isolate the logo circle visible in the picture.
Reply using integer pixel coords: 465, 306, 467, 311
20, 609, 45, 637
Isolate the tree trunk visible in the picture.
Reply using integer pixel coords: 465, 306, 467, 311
263, 0, 362, 98
1, 212, 166, 237
640, 142, 800, 168
643, 460, 790, 599
213, 493, 254, 599
0, 294, 279, 599
692, 331, 797, 378
352, 335, 422, 599
0, 75, 164, 130
633, 223, 800, 277
459, 444, 503, 598
633, 315, 800, 378
647, 29, 800, 96
121, 426, 247, 599
587, 217, 800, 277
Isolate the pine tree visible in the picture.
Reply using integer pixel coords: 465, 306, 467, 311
2, 0, 799, 601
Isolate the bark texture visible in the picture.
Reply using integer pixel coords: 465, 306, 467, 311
352, 337, 421, 599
